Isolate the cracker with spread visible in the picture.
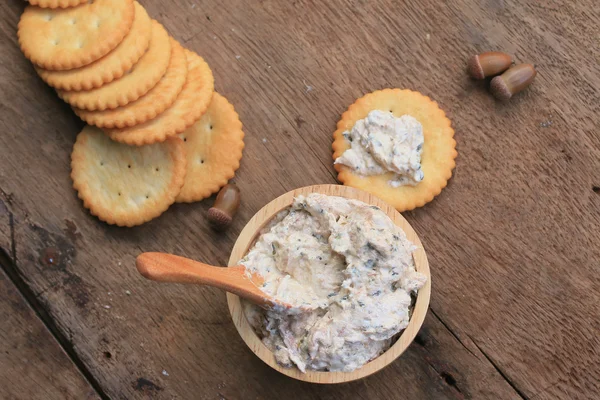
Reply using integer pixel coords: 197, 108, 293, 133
332, 89, 457, 211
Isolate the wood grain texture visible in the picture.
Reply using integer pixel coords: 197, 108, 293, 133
0, 266, 98, 400
1, 0, 599, 399
227, 184, 431, 383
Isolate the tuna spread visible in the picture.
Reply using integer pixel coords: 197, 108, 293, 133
335, 110, 424, 187
241, 193, 427, 372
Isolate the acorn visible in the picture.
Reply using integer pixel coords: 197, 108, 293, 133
207, 184, 241, 231
490, 64, 537, 101
467, 51, 512, 79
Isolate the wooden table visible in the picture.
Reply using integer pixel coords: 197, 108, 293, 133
1, 1, 598, 399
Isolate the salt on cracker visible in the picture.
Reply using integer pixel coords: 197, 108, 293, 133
29, 0, 87, 9
58, 20, 171, 111
37, 1, 151, 91
332, 89, 457, 212
176, 93, 244, 203
106, 49, 214, 146
18, 0, 135, 70
71, 125, 186, 227
74, 39, 187, 128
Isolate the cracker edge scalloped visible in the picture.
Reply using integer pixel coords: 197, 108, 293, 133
18, 0, 136, 71
73, 39, 188, 128
36, 1, 152, 91
175, 94, 245, 203
29, 0, 87, 9
57, 20, 171, 111
331, 88, 458, 212
106, 50, 215, 146
70, 135, 187, 227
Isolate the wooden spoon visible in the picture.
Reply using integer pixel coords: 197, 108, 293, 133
136, 252, 294, 309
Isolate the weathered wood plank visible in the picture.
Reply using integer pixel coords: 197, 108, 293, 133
0, 261, 98, 400
0, 0, 598, 398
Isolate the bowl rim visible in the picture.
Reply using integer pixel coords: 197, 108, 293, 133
227, 184, 431, 384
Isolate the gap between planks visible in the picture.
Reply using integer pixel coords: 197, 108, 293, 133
426, 308, 528, 399
469, 334, 529, 399
1, 190, 526, 398
0, 202, 109, 400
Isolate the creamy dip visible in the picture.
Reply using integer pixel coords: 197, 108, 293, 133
335, 110, 425, 187
241, 193, 426, 372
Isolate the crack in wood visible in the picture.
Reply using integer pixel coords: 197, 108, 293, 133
0, 246, 109, 400
413, 311, 468, 397
0, 189, 17, 265
431, 309, 478, 359
470, 335, 529, 400
9, 212, 16, 265
134, 377, 163, 393
421, 356, 464, 398
34, 281, 61, 299
182, 29, 205, 45
430, 308, 532, 399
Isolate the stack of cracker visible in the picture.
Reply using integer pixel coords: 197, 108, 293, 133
18, 0, 245, 227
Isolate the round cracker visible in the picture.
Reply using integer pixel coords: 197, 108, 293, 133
71, 125, 186, 227
74, 39, 188, 128
332, 89, 457, 212
18, 0, 135, 70
176, 93, 245, 203
58, 20, 171, 111
106, 49, 214, 146
37, 2, 151, 91
29, 0, 87, 9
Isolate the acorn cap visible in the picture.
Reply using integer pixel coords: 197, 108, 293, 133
207, 207, 232, 230
490, 76, 512, 101
468, 52, 513, 80
467, 55, 485, 80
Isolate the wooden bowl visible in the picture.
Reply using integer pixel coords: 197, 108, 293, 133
227, 184, 431, 383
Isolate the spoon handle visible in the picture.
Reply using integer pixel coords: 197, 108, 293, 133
136, 252, 269, 306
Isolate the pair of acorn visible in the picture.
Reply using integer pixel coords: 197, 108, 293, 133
468, 52, 537, 101
208, 54, 537, 229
